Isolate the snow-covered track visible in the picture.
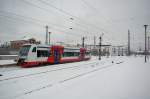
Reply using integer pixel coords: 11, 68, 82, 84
14, 60, 124, 98
0, 65, 22, 73
0, 57, 125, 99
0, 61, 99, 82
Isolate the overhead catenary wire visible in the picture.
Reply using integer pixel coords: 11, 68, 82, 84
80, 0, 111, 24
21, 0, 94, 37
37, 0, 114, 44
1, 0, 114, 45
80, 0, 114, 44
0, 10, 85, 36
0, 14, 84, 44
38, 0, 105, 31
21, 0, 115, 45
23, 0, 109, 35
0, 15, 84, 45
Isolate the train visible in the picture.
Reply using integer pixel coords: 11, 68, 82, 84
16, 44, 91, 67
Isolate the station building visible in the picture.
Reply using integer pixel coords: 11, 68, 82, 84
10, 38, 40, 49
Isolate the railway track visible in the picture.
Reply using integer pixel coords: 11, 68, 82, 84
0, 61, 99, 82
14, 60, 124, 99
0, 66, 22, 73
0, 57, 123, 82
0, 57, 125, 99
0, 58, 99, 73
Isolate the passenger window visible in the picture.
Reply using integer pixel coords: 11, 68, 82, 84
32, 47, 36, 52
37, 50, 50, 57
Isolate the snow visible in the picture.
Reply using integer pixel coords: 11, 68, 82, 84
0, 56, 150, 99
0, 55, 18, 56
0, 60, 16, 65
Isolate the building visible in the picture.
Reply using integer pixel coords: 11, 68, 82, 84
81, 44, 111, 56
111, 46, 128, 56
10, 38, 40, 49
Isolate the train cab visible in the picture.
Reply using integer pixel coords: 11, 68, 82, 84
17, 44, 51, 67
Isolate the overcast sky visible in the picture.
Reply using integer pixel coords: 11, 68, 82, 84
0, 0, 150, 50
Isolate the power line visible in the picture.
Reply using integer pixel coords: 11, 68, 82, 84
0, 10, 83, 37
22, 0, 115, 45
0, 10, 86, 34
80, 0, 110, 24
80, 0, 112, 33
0, 14, 84, 45
0, 13, 43, 26
2, 0, 114, 45
39, 0, 102, 30
41, 0, 113, 44
24, 0, 109, 35
21, 0, 90, 33
0, 12, 81, 38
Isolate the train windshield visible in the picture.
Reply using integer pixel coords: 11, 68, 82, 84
19, 45, 31, 56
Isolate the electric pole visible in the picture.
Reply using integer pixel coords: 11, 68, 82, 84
128, 29, 130, 56
122, 48, 124, 56
49, 32, 51, 45
118, 46, 120, 56
148, 36, 150, 52
45, 25, 48, 45
99, 36, 102, 60
82, 37, 85, 47
144, 25, 148, 63
94, 36, 96, 48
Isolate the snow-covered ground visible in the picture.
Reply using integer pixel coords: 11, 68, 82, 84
0, 60, 18, 72
0, 60, 16, 65
0, 56, 150, 99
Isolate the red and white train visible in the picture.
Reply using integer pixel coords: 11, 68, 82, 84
17, 44, 91, 67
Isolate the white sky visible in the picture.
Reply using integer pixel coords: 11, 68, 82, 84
0, 0, 150, 51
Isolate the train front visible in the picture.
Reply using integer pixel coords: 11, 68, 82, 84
17, 44, 31, 67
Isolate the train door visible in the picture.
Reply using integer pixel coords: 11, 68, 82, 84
54, 49, 60, 63
80, 48, 86, 60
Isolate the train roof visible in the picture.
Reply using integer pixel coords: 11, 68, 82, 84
64, 47, 80, 50
22, 44, 51, 47
37, 44, 51, 48
22, 44, 90, 51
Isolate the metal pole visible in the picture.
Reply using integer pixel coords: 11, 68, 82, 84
49, 32, 51, 45
118, 46, 120, 56
144, 25, 148, 63
82, 37, 85, 47
128, 29, 130, 56
148, 36, 150, 58
94, 36, 96, 48
148, 36, 150, 52
99, 36, 101, 60
45, 25, 48, 45
122, 48, 124, 56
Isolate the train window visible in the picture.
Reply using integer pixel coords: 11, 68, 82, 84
37, 50, 50, 57
19, 45, 31, 56
86, 52, 90, 56
32, 47, 36, 52
63, 52, 80, 57
74, 52, 80, 56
